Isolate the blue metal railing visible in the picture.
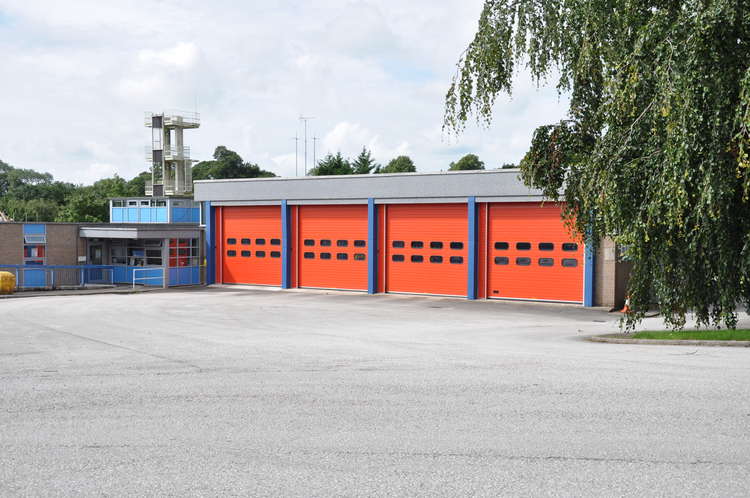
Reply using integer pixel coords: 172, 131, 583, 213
0, 265, 115, 290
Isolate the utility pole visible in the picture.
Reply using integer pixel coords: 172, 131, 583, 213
299, 116, 315, 175
312, 136, 319, 169
292, 134, 299, 176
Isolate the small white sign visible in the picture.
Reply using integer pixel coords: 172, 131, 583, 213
78, 256, 87, 263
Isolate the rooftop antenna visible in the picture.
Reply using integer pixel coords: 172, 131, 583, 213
292, 134, 299, 177
299, 116, 315, 175
312, 135, 319, 169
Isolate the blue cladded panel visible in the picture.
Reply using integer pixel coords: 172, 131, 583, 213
467, 197, 478, 300
281, 200, 291, 289
127, 208, 137, 222
584, 239, 596, 307
23, 224, 46, 235
367, 198, 377, 294
21, 267, 46, 288
111, 208, 125, 223
168, 266, 201, 286
139, 207, 151, 223
113, 265, 129, 283
205, 202, 215, 285
155, 207, 168, 223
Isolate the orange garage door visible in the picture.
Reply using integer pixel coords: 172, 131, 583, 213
385, 204, 467, 296
297, 205, 368, 291
220, 206, 282, 285
486, 203, 584, 302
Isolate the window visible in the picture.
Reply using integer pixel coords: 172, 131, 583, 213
227, 238, 237, 245
494, 257, 509, 265
429, 255, 443, 263
392, 254, 405, 262
562, 243, 579, 252
112, 200, 124, 207
430, 241, 443, 249
450, 256, 464, 264
304, 239, 315, 246
337, 253, 348, 260
227, 250, 237, 257
127, 200, 138, 207
304, 252, 315, 259
255, 238, 266, 245
154, 200, 167, 207
450, 242, 464, 250
411, 241, 424, 248
168, 238, 199, 267
271, 251, 281, 258
538, 258, 554, 266
411, 255, 424, 263
539, 243, 554, 251
320, 240, 332, 247
140, 200, 150, 206
516, 242, 531, 250
256, 251, 266, 258
23, 245, 45, 265
241, 251, 251, 257
562, 258, 579, 267
354, 240, 366, 247
337, 240, 348, 247
516, 257, 531, 266
392, 240, 405, 248
271, 239, 281, 246
494, 242, 509, 250
241, 238, 251, 245
354, 253, 366, 261
320, 252, 332, 260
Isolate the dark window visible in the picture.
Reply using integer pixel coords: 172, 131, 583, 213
256, 251, 266, 258
516, 257, 531, 266
392, 254, 405, 262
227, 238, 237, 245
494, 242, 509, 250
227, 250, 237, 257
494, 257, 509, 265
337, 240, 348, 247
241, 251, 251, 257
337, 253, 348, 260
354, 240, 366, 247
516, 242, 531, 250
562, 258, 579, 267
450, 242, 464, 250
562, 243, 579, 252
539, 243, 554, 251
320, 240, 332, 247
271, 239, 281, 246
538, 258, 554, 266
320, 252, 332, 260
354, 253, 366, 261
255, 238, 266, 245
241, 238, 251, 245
450, 256, 464, 264
430, 241, 443, 249
304, 239, 315, 246
304, 252, 315, 259
270, 251, 281, 258
411, 255, 424, 263
411, 241, 424, 248
392, 240, 405, 248
429, 255, 443, 263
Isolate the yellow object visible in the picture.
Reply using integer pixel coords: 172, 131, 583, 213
0, 271, 16, 295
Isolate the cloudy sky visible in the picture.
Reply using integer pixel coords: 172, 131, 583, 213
0, 0, 569, 184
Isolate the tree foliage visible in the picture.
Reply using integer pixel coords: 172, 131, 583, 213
308, 152, 353, 176
445, 0, 750, 329
351, 147, 380, 174
449, 153, 485, 171
192, 146, 276, 180
376, 155, 416, 174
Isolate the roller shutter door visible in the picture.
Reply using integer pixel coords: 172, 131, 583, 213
220, 206, 282, 285
385, 204, 467, 296
297, 205, 368, 291
486, 203, 584, 302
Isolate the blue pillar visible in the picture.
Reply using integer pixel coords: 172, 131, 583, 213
367, 198, 378, 294
281, 200, 291, 289
583, 237, 596, 307
204, 202, 215, 285
467, 197, 478, 300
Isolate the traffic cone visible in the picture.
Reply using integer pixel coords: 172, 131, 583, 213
620, 295, 631, 313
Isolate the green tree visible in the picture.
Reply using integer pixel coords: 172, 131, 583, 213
351, 147, 380, 174
376, 155, 416, 174
193, 146, 276, 180
127, 171, 152, 196
308, 152, 353, 176
449, 154, 485, 171
444, 0, 750, 330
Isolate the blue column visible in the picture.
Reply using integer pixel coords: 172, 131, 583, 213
367, 198, 378, 294
204, 202, 215, 285
281, 200, 291, 289
467, 197, 478, 299
583, 237, 596, 307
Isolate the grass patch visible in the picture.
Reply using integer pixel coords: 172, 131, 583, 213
632, 330, 750, 341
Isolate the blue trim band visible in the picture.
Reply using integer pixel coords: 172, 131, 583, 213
204, 202, 216, 285
583, 234, 595, 307
467, 197, 477, 299
281, 200, 291, 289
367, 198, 377, 294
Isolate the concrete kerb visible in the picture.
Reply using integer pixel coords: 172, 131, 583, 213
588, 334, 750, 348
0, 285, 205, 300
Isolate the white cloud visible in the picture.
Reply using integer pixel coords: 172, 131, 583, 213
137, 42, 198, 69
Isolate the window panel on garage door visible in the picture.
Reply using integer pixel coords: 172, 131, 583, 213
385, 204, 467, 296
487, 203, 583, 302
297, 205, 368, 291
220, 206, 282, 285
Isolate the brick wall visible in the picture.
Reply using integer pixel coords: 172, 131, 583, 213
46, 224, 84, 266
0, 224, 23, 265
594, 238, 631, 309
